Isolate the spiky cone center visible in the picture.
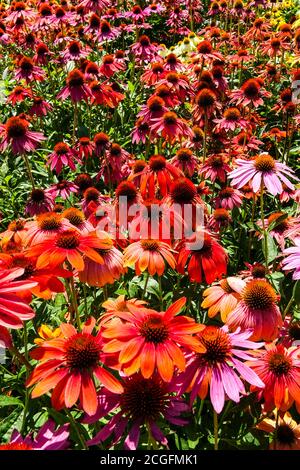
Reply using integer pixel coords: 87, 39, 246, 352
30, 189, 46, 203
6, 117, 28, 138
268, 352, 292, 376
54, 141, 69, 155
163, 112, 178, 126
83, 187, 100, 202
63, 208, 85, 227
120, 377, 169, 421
68, 41, 81, 54
276, 424, 296, 445
176, 148, 193, 162
196, 89, 216, 108
140, 315, 169, 344
242, 79, 260, 98
254, 154, 275, 172
199, 326, 231, 364
242, 280, 277, 310
149, 155, 166, 171
65, 333, 100, 370
223, 107, 241, 121
197, 40, 213, 54
170, 177, 197, 204
55, 230, 80, 249
37, 213, 62, 231
20, 57, 34, 72
115, 181, 138, 201
67, 69, 84, 87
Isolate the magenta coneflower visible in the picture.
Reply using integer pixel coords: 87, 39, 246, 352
79, 0, 110, 13
25, 189, 54, 217
170, 148, 198, 177
131, 35, 159, 62
57, 69, 93, 103
214, 107, 249, 132
215, 187, 243, 210
15, 56, 45, 83
226, 278, 283, 341
150, 111, 193, 143
0, 116, 45, 155
0, 420, 69, 451
76, 137, 95, 159
97, 20, 120, 43
199, 154, 231, 183
61, 40, 91, 63
178, 325, 264, 413
47, 142, 81, 174
93, 132, 110, 156
29, 97, 52, 117
138, 96, 168, 125
131, 118, 150, 144
193, 88, 221, 121
228, 154, 298, 196
84, 374, 188, 450
230, 78, 271, 108
47, 181, 79, 200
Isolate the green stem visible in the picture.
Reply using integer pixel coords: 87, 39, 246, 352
72, 100, 78, 145
65, 410, 88, 450
158, 276, 163, 310
283, 295, 294, 318
70, 276, 80, 330
22, 154, 35, 189
260, 183, 268, 270
142, 272, 150, 300
21, 322, 30, 434
213, 410, 219, 450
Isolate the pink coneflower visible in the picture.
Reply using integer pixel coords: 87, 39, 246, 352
97, 20, 120, 43
84, 374, 188, 450
29, 97, 52, 117
15, 56, 45, 84
0, 116, 45, 155
131, 118, 150, 144
57, 69, 93, 103
211, 65, 228, 92
131, 35, 159, 63
178, 325, 264, 413
5, 2, 36, 22
138, 96, 168, 125
214, 107, 249, 132
25, 189, 54, 217
228, 154, 298, 196
170, 148, 198, 177
208, 208, 232, 232
61, 40, 91, 63
34, 43, 53, 66
97, 143, 131, 186
24, 212, 70, 246
47, 181, 79, 200
76, 137, 95, 160
150, 111, 193, 143
0, 420, 69, 450
215, 187, 243, 209
282, 238, 300, 280
157, 72, 190, 102
79, 0, 110, 13
155, 84, 181, 108
7, 86, 32, 105
127, 4, 146, 22
195, 40, 223, 62
261, 36, 290, 58
230, 78, 271, 108
226, 278, 283, 341
47, 142, 81, 175
193, 88, 221, 121
199, 154, 231, 183
99, 54, 125, 78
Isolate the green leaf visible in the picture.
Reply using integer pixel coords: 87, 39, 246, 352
263, 234, 278, 263
0, 396, 24, 408
293, 280, 300, 306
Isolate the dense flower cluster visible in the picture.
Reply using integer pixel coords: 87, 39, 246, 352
0, 0, 299, 452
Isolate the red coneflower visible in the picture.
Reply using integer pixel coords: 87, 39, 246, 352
26, 318, 123, 416
15, 56, 45, 83
150, 111, 193, 143
47, 142, 81, 174
176, 229, 227, 284
170, 148, 198, 177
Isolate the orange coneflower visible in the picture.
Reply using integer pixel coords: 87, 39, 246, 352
201, 277, 244, 322
26, 229, 112, 271
123, 239, 176, 276
27, 318, 123, 416
257, 411, 300, 450
102, 297, 205, 382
